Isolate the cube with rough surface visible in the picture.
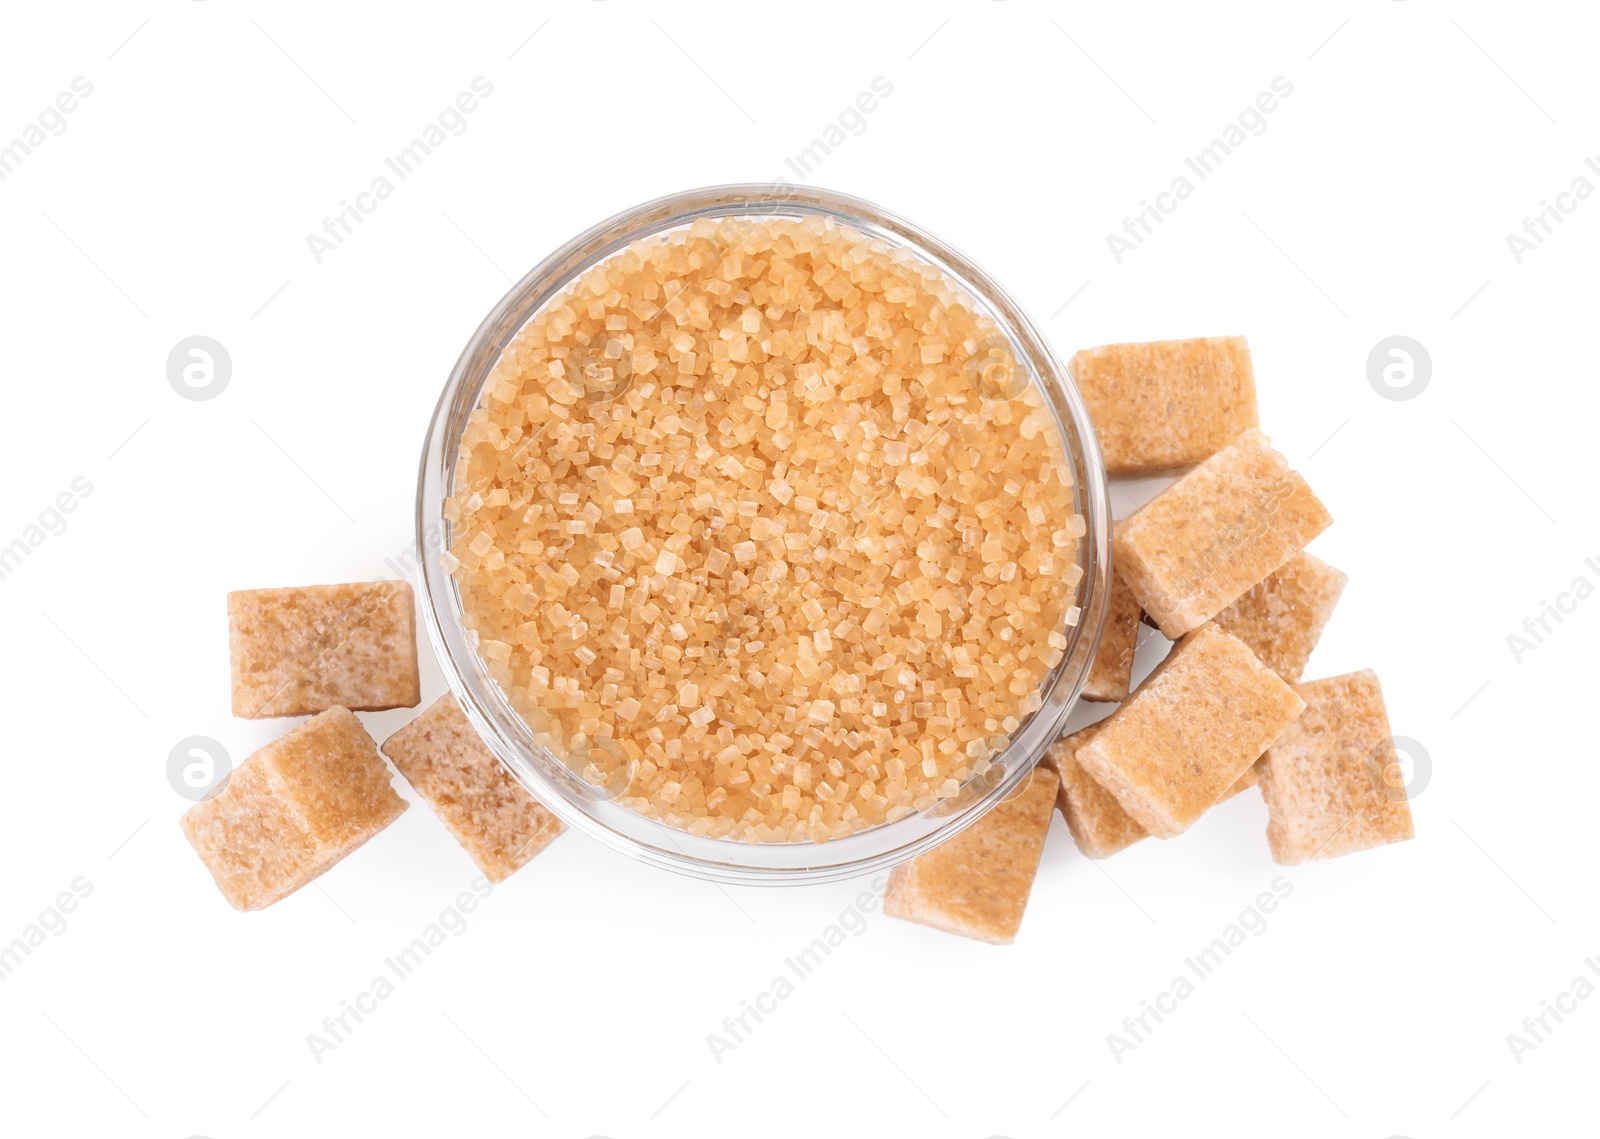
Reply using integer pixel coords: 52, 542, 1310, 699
1081, 571, 1142, 702
1259, 670, 1414, 864
1075, 625, 1304, 838
382, 695, 565, 882
1114, 429, 1332, 638
883, 764, 1058, 944
181, 707, 407, 911
1070, 336, 1258, 475
1047, 720, 1265, 859
1212, 551, 1347, 684
229, 582, 421, 718
1045, 723, 1145, 859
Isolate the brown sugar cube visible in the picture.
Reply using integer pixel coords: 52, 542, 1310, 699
1070, 336, 1258, 475
1212, 551, 1347, 684
381, 695, 565, 882
1046, 719, 1265, 859
1081, 571, 1142, 702
883, 764, 1058, 944
1075, 625, 1304, 838
229, 582, 422, 718
1045, 717, 1267, 860
1229, 760, 1263, 798
1259, 670, 1415, 864
1114, 429, 1332, 638
1044, 723, 1145, 859
180, 707, 407, 911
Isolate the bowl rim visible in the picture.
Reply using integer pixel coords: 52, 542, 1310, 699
415, 183, 1111, 885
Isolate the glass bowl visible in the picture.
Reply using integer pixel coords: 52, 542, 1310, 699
415, 184, 1110, 885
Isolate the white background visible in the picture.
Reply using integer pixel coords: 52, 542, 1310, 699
1, 2, 1595, 1136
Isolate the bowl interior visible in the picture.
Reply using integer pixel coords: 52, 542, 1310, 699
416, 184, 1111, 884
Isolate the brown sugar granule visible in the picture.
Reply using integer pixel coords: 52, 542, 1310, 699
1070, 336, 1257, 475
1258, 670, 1414, 864
1075, 625, 1304, 838
1211, 550, 1346, 684
882, 763, 1058, 943
1080, 570, 1141, 702
1114, 429, 1331, 639
444, 216, 1082, 843
382, 695, 565, 882
229, 583, 421, 718
180, 707, 407, 911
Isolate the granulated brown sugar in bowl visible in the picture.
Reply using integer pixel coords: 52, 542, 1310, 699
442, 215, 1084, 843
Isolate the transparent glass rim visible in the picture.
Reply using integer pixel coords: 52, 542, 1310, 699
415, 183, 1111, 885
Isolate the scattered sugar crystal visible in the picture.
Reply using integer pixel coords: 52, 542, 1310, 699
228, 583, 421, 719
180, 707, 406, 910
